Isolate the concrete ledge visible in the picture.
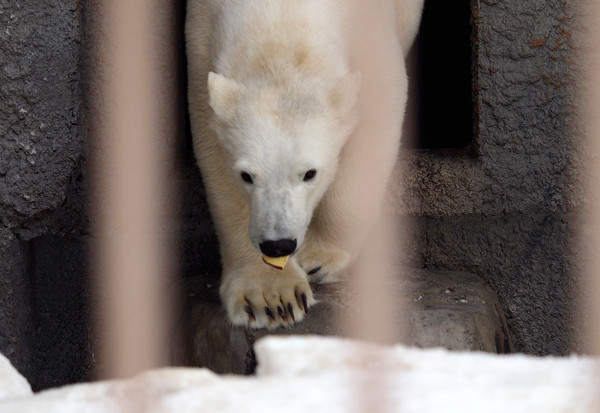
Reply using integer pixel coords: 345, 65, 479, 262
177, 269, 512, 374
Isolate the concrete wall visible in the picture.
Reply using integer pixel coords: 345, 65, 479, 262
0, 0, 92, 390
397, 0, 583, 354
0, 0, 585, 391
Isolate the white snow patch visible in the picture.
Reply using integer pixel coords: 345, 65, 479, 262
0, 352, 32, 401
1, 336, 598, 412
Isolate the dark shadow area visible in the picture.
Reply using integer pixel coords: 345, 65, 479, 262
403, 0, 474, 150
177, 0, 222, 283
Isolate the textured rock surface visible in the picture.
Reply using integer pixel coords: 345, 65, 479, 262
178, 270, 512, 374
408, 212, 581, 355
0, 1, 83, 235
406, 271, 512, 353
391, 0, 584, 355
0, 0, 133, 391
397, 0, 580, 217
0, 0, 88, 391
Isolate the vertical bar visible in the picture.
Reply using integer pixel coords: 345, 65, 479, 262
344, 208, 405, 413
342, 0, 410, 411
341, 0, 408, 347
579, 2, 600, 410
87, 0, 178, 379
582, 0, 600, 358
345, 208, 405, 346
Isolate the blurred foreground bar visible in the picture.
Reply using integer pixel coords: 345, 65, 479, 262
579, 0, 600, 356
87, 0, 179, 379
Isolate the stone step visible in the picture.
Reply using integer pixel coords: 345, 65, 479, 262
176, 269, 513, 374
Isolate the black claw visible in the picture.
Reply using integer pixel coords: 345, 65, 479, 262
301, 293, 308, 313
277, 306, 285, 319
245, 305, 256, 321
265, 307, 275, 321
307, 266, 321, 275
287, 303, 295, 322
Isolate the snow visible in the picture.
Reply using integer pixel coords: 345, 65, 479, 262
0, 352, 32, 401
0, 335, 598, 412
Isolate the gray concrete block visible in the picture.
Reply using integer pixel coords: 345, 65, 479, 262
177, 269, 512, 374
408, 211, 579, 355
0, 0, 82, 235
406, 271, 512, 353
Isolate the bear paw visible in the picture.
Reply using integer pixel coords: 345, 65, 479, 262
297, 241, 351, 283
220, 261, 316, 329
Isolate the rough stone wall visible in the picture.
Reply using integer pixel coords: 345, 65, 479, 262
0, 1, 83, 235
0, 0, 90, 390
397, 0, 583, 354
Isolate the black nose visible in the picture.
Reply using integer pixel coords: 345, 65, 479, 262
259, 239, 297, 257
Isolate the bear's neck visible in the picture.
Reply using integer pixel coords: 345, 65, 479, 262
243, 41, 333, 86
214, 3, 350, 86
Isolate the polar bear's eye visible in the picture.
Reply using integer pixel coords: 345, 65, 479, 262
240, 171, 253, 184
303, 169, 317, 182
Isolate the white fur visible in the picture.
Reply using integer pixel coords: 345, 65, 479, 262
186, 0, 423, 328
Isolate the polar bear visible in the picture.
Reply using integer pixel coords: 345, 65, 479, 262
186, 0, 423, 329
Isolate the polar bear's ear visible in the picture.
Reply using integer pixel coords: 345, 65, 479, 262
207, 72, 244, 123
330, 71, 361, 119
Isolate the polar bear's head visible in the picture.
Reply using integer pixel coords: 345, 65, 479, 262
207, 71, 360, 257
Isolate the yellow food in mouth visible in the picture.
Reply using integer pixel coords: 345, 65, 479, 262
262, 255, 289, 270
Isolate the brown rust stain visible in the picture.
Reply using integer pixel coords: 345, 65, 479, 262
541, 73, 565, 90
530, 34, 546, 48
